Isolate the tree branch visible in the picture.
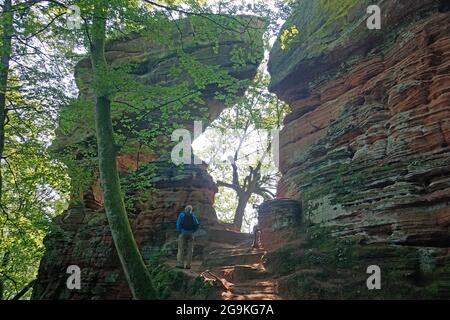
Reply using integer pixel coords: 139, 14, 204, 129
142, 0, 244, 34
255, 186, 275, 200
23, 12, 66, 41
217, 180, 239, 192
231, 162, 240, 188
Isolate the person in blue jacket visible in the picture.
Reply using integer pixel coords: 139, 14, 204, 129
176, 205, 200, 269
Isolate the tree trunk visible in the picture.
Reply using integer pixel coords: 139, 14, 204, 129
90, 0, 157, 300
233, 193, 250, 231
0, 0, 12, 209
0, 1, 12, 300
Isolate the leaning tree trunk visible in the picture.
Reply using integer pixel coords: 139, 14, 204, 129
90, 0, 157, 299
233, 193, 250, 231
0, 0, 13, 301
0, 0, 12, 211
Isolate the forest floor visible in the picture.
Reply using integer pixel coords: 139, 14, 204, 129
163, 228, 282, 300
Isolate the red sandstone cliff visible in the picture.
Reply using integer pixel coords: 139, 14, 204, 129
258, 0, 450, 299
269, 0, 450, 246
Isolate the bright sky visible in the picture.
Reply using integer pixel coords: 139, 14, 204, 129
192, 1, 284, 232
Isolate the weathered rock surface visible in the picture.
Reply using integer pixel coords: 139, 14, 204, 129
32, 15, 265, 300
258, 199, 302, 251
56, 15, 265, 151
32, 163, 222, 299
263, 0, 450, 298
270, 0, 450, 245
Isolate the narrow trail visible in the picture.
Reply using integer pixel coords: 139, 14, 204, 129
165, 228, 282, 300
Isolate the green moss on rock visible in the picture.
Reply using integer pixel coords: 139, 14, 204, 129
266, 226, 450, 299
269, 0, 442, 93
269, 0, 372, 90
147, 257, 217, 299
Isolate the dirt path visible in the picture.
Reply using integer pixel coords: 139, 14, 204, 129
165, 229, 281, 300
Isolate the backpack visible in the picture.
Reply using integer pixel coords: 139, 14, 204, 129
181, 212, 197, 231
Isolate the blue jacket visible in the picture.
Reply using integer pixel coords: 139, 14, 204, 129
176, 211, 200, 235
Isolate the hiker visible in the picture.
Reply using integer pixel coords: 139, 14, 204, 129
176, 205, 200, 269
251, 223, 262, 249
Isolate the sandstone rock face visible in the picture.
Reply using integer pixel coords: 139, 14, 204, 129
32, 16, 265, 299
56, 15, 265, 151
269, 0, 450, 246
258, 199, 302, 251
32, 163, 222, 299
263, 0, 450, 298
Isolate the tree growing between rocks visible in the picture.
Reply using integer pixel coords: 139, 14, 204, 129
87, 0, 158, 300
1, 0, 281, 299
197, 74, 289, 231
51, 0, 272, 299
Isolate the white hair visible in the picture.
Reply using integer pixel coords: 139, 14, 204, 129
185, 205, 193, 213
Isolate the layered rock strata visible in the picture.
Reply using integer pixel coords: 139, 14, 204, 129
258, 199, 302, 251
263, 0, 450, 299
269, 0, 450, 246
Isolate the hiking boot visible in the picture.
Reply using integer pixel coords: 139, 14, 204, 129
184, 266, 191, 270
175, 265, 184, 269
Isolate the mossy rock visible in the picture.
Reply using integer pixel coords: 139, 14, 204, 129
267, 229, 450, 299
268, 0, 442, 95
147, 261, 217, 299
53, 15, 266, 153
